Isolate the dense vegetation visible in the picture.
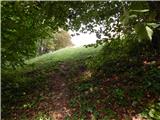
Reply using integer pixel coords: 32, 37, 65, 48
1, 1, 160, 120
37, 29, 73, 55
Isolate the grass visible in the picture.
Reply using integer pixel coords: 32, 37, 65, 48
25, 46, 102, 70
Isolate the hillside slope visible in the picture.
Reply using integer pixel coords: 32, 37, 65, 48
2, 46, 160, 120
2, 46, 101, 120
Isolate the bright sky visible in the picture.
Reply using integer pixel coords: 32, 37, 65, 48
70, 32, 98, 47
68, 24, 109, 47
67, 18, 117, 47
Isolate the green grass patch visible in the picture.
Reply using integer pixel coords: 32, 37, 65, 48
25, 46, 101, 70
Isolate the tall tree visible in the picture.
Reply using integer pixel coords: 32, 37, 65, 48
54, 29, 73, 50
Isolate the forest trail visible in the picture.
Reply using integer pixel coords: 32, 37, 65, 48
47, 76, 70, 120
47, 64, 72, 120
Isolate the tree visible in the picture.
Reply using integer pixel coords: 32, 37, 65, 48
120, 1, 160, 53
36, 28, 55, 55
54, 29, 73, 50
1, 1, 68, 68
1, 2, 51, 68
36, 29, 73, 55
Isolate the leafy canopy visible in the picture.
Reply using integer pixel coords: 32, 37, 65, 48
2, 1, 160, 68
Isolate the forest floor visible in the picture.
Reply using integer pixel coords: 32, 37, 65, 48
38, 63, 73, 120
2, 47, 160, 120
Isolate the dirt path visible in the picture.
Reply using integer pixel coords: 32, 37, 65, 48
36, 63, 73, 120
48, 73, 72, 120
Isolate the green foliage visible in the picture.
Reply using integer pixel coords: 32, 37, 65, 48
121, 1, 160, 50
85, 38, 129, 72
37, 29, 73, 55
1, 2, 51, 68
1, 67, 49, 119
128, 89, 144, 102
112, 88, 125, 99
1, 1, 126, 68
2, 1, 159, 68
36, 31, 55, 55
75, 82, 94, 92
141, 102, 160, 120
1, 1, 72, 68
34, 112, 51, 120
135, 23, 153, 41
0, 2, 50, 67
54, 29, 73, 50
143, 67, 160, 93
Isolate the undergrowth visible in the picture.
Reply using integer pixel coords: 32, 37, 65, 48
2, 39, 160, 120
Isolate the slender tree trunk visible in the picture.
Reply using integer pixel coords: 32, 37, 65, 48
38, 39, 43, 55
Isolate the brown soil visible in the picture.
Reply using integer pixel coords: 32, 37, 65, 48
36, 64, 73, 120
48, 73, 72, 120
